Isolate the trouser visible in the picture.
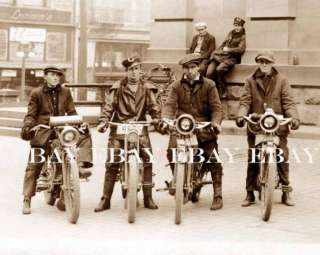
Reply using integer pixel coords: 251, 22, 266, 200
101, 135, 154, 199
246, 133, 290, 191
166, 134, 223, 186
22, 133, 93, 197
206, 60, 234, 96
198, 59, 209, 77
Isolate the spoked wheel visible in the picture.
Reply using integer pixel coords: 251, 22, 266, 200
127, 154, 139, 224
175, 163, 185, 225
260, 157, 276, 222
63, 160, 80, 224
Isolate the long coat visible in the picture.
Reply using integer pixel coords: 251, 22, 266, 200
162, 75, 223, 142
189, 32, 216, 60
238, 67, 299, 136
22, 84, 93, 165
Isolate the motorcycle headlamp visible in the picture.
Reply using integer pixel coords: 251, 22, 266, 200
176, 114, 195, 135
260, 114, 279, 133
127, 131, 139, 143
60, 127, 79, 146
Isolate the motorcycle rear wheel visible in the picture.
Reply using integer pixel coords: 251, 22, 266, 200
175, 163, 185, 225
127, 155, 139, 224
63, 160, 80, 224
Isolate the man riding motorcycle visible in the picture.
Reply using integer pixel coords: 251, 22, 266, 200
160, 53, 224, 210
21, 66, 93, 214
94, 56, 160, 212
236, 51, 300, 207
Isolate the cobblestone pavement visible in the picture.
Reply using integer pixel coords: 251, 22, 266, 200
0, 130, 320, 255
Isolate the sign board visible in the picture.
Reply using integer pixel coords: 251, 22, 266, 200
9, 27, 46, 42
1, 69, 17, 77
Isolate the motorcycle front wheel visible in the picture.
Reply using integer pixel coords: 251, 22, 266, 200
63, 159, 80, 224
175, 163, 185, 225
260, 155, 276, 222
127, 154, 139, 224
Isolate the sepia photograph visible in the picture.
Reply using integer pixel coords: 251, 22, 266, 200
0, 0, 319, 254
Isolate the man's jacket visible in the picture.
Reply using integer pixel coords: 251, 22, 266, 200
211, 28, 246, 65
99, 78, 160, 136
189, 33, 216, 60
162, 75, 223, 142
23, 84, 77, 146
238, 67, 299, 136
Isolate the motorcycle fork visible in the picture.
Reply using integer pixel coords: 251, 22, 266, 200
123, 135, 142, 192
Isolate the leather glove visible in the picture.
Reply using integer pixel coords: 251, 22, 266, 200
210, 122, 221, 134
291, 118, 300, 130
97, 122, 108, 133
158, 119, 169, 135
235, 117, 245, 128
21, 126, 34, 141
78, 122, 89, 134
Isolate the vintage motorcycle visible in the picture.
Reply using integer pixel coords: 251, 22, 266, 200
33, 115, 84, 224
241, 108, 292, 221
107, 120, 156, 223
160, 114, 217, 225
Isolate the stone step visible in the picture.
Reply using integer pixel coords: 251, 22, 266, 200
0, 117, 23, 128
0, 126, 21, 137
0, 110, 26, 119
143, 61, 320, 87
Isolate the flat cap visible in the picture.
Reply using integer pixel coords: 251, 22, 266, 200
195, 22, 207, 30
255, 50, 275, 63
122, 56, 141, 69
233, 17, 245, 26
43, 66, 64, 75
179, 53, 203, 66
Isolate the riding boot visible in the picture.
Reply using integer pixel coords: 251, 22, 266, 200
22, 196, 31, 215
241, 191, 255, 207
56, 192, 66, 211
282, 191, 295, 206
143, 187, 158, 210
94, 173, 115, 212
210, 176, 223, 210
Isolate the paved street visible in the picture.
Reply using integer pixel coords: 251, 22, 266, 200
0, 130, 320, 255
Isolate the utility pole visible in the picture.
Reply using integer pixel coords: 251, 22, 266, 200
78, 0, 87, 83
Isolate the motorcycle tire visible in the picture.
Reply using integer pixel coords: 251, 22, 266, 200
127, 155, 139, 224
260, 154, 276, 222
63, 160, 80, 224
175, 163, 185, 225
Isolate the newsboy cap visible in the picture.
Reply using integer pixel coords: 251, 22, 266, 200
195, 22, 207, 30
43, 66, 64, 76
233, 17, 245, 26
122, 56, 141, 69
255, 51, 275, 63
179, 53, 203, 66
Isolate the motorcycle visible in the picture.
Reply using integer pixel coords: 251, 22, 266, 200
159, 114, 217, 225
33, 115, 84, 224
240, 108, 292, 221
107, 120, 156, 223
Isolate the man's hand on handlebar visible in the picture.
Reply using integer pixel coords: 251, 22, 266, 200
158, 119, 169, 135
210, 122, 221, 134
235, 117, 245, 128
97, 122, 108, 133
290, 118, 300, 130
